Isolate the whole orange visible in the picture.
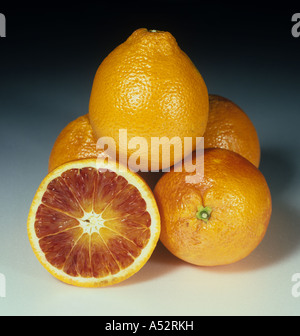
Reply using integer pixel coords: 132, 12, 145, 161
204, 94, 261, 167
154, 148, 272, 266
89, 28, 209, 171
48, 115, 102, 172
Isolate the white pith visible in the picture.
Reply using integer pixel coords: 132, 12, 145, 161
79, 211, 106, 235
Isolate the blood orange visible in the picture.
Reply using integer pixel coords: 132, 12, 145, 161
27, 159, 160, 287
154, 148, 272, 266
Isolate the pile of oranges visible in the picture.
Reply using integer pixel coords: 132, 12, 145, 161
28, 28, 272, 287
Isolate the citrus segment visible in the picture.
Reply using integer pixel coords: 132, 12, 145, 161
39, 227, 83, 271
42, 176, 84, 218
62, 232, 92, 277
90, 232, 120, 278
62, 167, 97, 213
35, 204, 80, 238
101, 184, 147, 219
104, 215, 151, 248
28, 159, 160, 287
99, 228, 141, 268
93, 170, 129, 214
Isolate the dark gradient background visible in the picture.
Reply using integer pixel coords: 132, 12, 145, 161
0, 1, 300, 315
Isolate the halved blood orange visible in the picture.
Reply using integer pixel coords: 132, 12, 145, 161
27, 159, 160, 287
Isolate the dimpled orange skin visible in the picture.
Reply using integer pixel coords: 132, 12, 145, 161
154, 148, 272, 266
204, 94, 261, 167
48, 115, 102, 172
89, 28, 209, 170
